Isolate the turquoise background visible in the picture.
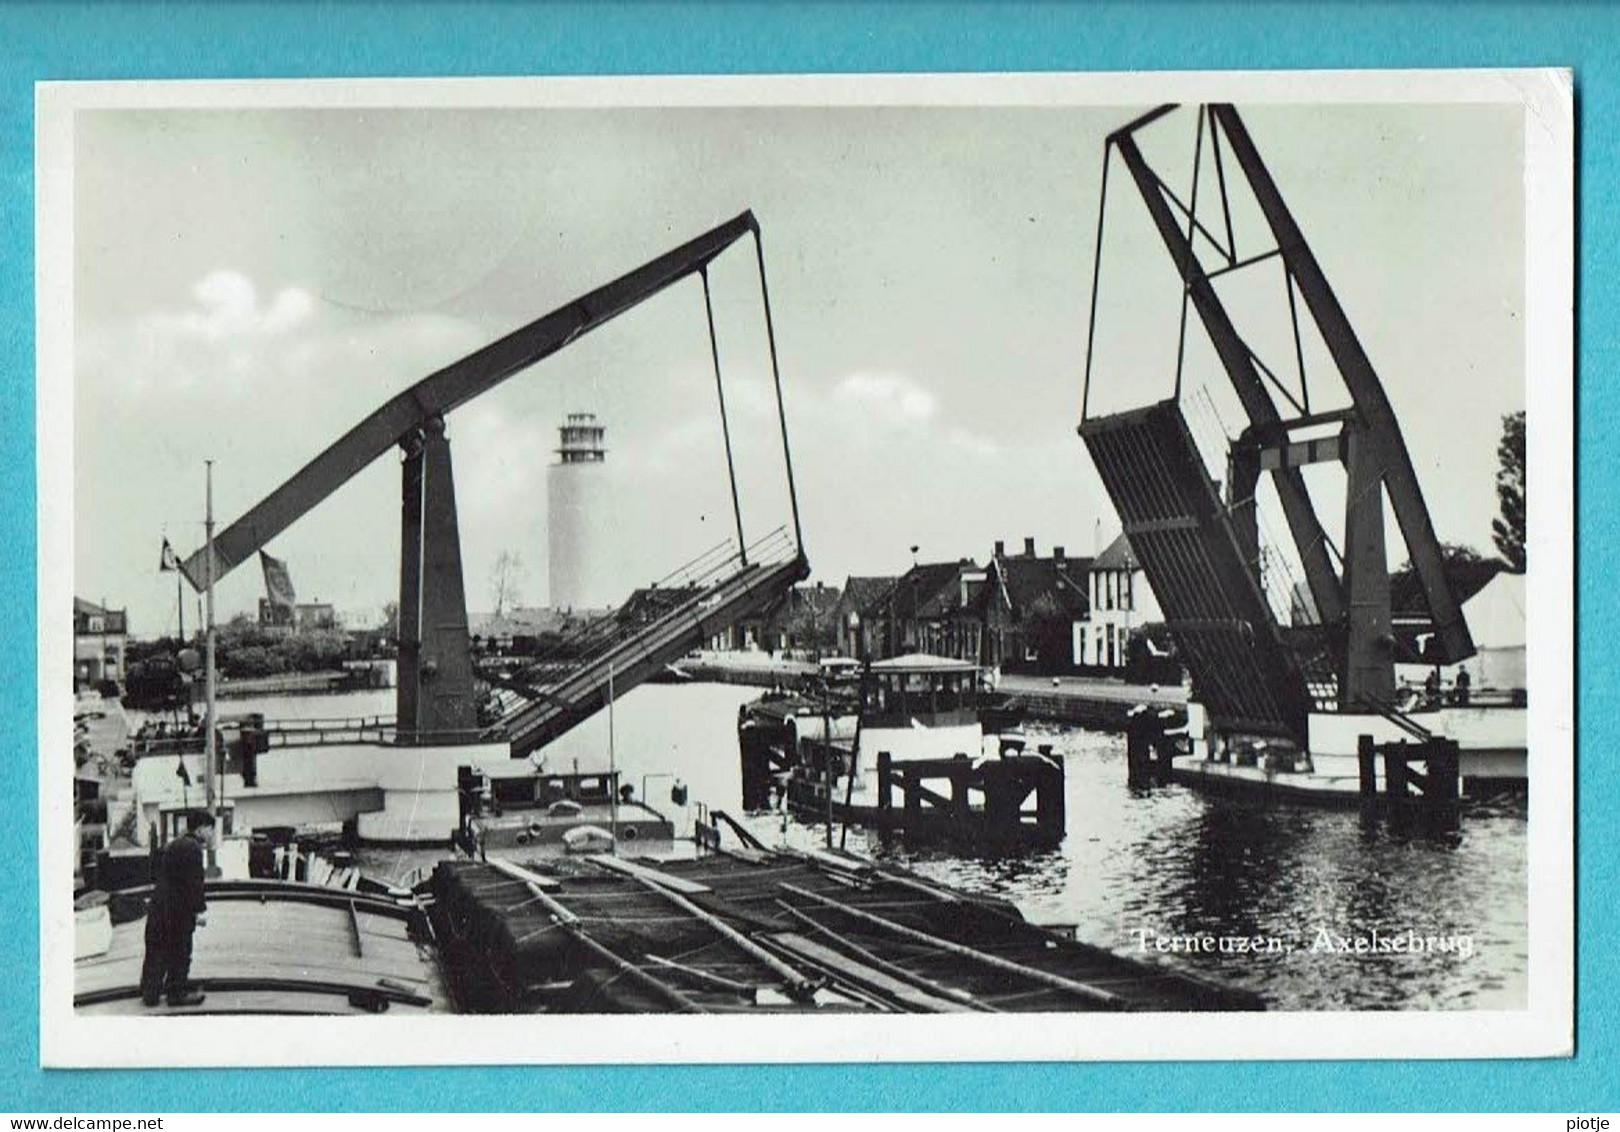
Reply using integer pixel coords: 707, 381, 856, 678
2, 1, 1609, 1112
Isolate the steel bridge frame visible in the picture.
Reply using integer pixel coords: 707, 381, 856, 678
179, 212, 806, 745
1081, 104, 1473, 724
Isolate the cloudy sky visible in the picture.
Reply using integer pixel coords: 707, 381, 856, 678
70, 97, 1524, 634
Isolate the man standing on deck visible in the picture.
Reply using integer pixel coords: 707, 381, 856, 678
139, 809, 213, 1008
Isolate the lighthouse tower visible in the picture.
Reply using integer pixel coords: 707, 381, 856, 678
547, 412, 611, 610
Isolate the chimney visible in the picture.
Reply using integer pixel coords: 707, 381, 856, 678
994, 539, 1005, 558
1023, 536, 1036, 557
1054, 546, 1065, 561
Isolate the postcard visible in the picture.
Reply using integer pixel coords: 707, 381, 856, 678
38, 69, 1573, 1065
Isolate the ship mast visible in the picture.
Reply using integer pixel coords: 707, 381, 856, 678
204, 459, 218, 871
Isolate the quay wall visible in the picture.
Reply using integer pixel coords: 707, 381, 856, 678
673, 654, 817, 689
1010, 689, 1183, 731
688, 650, 1186, 732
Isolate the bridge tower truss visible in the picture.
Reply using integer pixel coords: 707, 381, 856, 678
1079, 104, 1474, 742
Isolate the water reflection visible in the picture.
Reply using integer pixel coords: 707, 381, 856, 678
775, 721, 1527, 1011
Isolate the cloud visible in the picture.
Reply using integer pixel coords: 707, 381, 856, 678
80, 269, 326, 396
74, 271, 501, 628
148, 269, 314, 345
831, 370, 938, 424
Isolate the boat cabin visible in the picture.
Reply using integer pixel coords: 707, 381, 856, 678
458, 766, 677, 855
862, 654, 982, 729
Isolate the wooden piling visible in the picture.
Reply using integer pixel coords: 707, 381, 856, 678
1036, 756, 1065, 839
1429, 738, 1460, 802
1383, 743, 1408, 799
1125, 712, 1150, 785
1357, 734, 1377, 798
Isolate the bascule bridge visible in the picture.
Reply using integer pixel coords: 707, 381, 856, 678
1079, 105, 1475, 754
177, 212, 808, 761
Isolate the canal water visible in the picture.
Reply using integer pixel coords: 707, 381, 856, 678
186, 681, 1528, 1011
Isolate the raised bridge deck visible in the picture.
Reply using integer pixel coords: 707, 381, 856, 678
499, 550, 809, 757
1080, 400, 1314, 741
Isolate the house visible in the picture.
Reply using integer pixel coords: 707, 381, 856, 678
709, 600, 769, 653
762, 581, 843, 656
1389, 555, 1504, 665
1083, 533, 1163, 669
471, 605, 611, 654
74, 597, 128, 687
297, 602, 337, 631
834, 576, 897, 660
985, 538, 1092, 673
862, 560, 991, 664
617, 585, 705, 630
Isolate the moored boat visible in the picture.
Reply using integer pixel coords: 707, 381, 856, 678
738, 654, 1063, 846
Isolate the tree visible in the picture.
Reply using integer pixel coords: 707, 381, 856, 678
489, 550, 526, 618
1492, 410, 1526, 573
380, 600, 399, 637
1397, 543, 1488, 575
1391, 542, 1488, 593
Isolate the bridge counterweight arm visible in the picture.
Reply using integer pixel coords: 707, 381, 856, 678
180, 211, 760, 587
1112, 130, 1347, 628
1208, 105, 1475, 663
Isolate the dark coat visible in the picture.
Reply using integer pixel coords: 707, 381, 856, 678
150, 834, 207, 928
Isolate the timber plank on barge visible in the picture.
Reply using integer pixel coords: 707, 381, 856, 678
428, 849, 1262, 1013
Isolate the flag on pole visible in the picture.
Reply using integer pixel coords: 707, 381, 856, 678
259, 550, 298, 612
175, 757, 191, 786
162, 537, 203, 590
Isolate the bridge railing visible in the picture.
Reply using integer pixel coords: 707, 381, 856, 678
504, 525, 797, 685
499, 548, 810, 754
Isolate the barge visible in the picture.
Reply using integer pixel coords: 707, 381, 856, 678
74, 877, 450, 1016
429, 847, 1261, 1013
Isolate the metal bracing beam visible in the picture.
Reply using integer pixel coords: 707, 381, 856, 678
1252, 431, 1348, 472
180, 212, 760, 587
1112, 132, 1346, 627
1208, 105, 1475, 664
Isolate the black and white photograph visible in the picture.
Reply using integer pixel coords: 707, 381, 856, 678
39, 71, 1573, 1064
